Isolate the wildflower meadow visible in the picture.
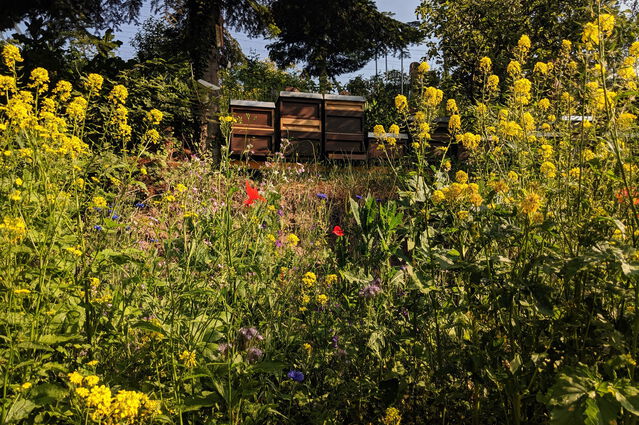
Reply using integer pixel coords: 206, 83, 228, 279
3, 3, 639, 425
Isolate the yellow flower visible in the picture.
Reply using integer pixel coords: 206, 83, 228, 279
65, 246, 83, 257
87, 360, 99, 367
0, 217, 27, 243
619, 66, 636, 80
582, 22, 599, 47
76, 387, 90, 398
302, 272, 317, 287
146, 109, 164, 125
108, 85, 128, 104
86, 385, 112, 414
539, 144, 553, 159
219, 115, 236, 123
175, 183, 187, 193
373, 124, 385, 138
562, 39, 572, 52
456, 132, 481, 150
301, 294, 311, 305
423, 86, 444, 107
486, 74, 499, 92
14, 288, 31, 295
388, 124, 400, 135
84, 74, 104, 95
431, 189, 445, 204
537, 98, 550, 110
618, 112, 637, 130
66, 96, 88, 121
0, 75, 16, 95
326, 274, 338, 285
91, 196, 107, 208
508, 171, 519, 182
414, 111, 426, 122
448, 114, 461, 133
520, 192, 542, 215
68, 372, 84, 385
592, 89, 616, 111
513, 78, 532, 105
20, 382, 32, 391
455, 170, 468, 184
395, 94, 408, 111
540, 161, 556, 178
179, 350, 197, 368
316, 294, 328, 305
507, 60, 522, 76
382, 407, 402, 425
14, 178, 23, 186
417, 62, 430, 73
446, 99, 459, 114
84, 375, 100, 387
457, 210, 470, 220
479, 56, 492, 73
302, 343, 312, 354
533, 62, 549, 75
521, 112, 535, 131
8, 190, 21, 201
517, 35, 531, 52
286, 233, 300, 246
52, 80, 73, 102
598, 14, 615, 36
28, 68, 49, 93
2, 44, 23, 69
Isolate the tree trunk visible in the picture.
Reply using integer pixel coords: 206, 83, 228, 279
188, 0, 223, 162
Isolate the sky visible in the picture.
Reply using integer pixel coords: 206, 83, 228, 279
113, 0, 425, 84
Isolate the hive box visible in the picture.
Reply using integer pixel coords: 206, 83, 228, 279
367, 132, 408, 159
230, 100, 276, 157
323, 94, 366, 160
277, 91, 323, 159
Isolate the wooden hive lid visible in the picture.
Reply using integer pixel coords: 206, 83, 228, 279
367, 132, 409, 140
230, 99, 276, 109
323, 94, 366, 102
278, 91, 323, 100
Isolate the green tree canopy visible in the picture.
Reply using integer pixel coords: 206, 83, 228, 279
267, 0, 423, 88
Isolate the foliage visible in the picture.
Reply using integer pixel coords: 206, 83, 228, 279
6, 4, 639, 425
268, 0, 423, 89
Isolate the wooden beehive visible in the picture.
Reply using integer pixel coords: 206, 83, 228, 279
323, 94, 366, 160
277, 91, 323, 159
230, 100, 276, 157
367, 132, 409, 159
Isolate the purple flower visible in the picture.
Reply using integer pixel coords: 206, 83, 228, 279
134, 202, 145, 208
355, 195, 363, 200
316, 193, 328, 200
93, 225, 103, 231
275, 240, 283, 248
239, 327, 263, 341
287, 370, 304, 382
218, 343, 232, 355
359, 279, 382, 298
331, 335, 339, 348
277, 209, 284, 217
111, 213, 120, 220
246, 347, 263, 363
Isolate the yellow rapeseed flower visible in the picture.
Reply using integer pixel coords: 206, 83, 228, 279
448, 114, 461, 133
2, 44, 23, 69
146, 109, 163, 125
417, 62, 430, 73
108, 85, 128, 104
84, 73, 104, 95
28, 68, 49, 93
395, 94, 408, 111
179, 350, 197, 368
479, 56, 492, 73
520, 192, 542, 215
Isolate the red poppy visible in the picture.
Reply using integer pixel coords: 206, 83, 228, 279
244, 180, 266, 206
332, 225, 344, 237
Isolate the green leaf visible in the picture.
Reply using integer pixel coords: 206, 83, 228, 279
510, 354, 522, 374
131, 321, 167, 337
584, 396, 618, 425
5, 399, 37, 423
32, 383, 68, 406
182, 392, 217, 412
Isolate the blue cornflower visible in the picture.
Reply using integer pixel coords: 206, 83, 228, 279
287, 370, 304, 382
316, 193, 328, 200
93, 225, 103, 231
134, 202, 145, 208
111, 213, 120, 220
